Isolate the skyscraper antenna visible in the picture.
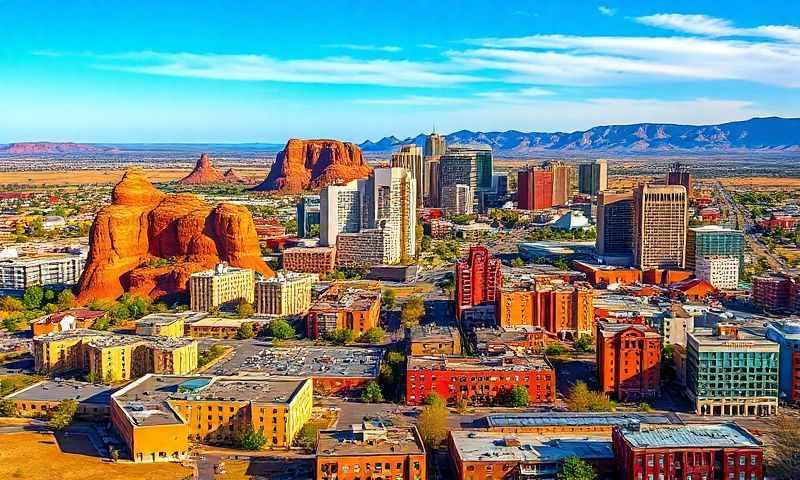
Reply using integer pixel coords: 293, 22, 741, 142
432, 123, 436, 134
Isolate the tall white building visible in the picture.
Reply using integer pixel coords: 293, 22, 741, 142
0, 252, 85, 293
441, 184, 473, 217
695, 255, 740, 290
391, 144, 424, 207
319, 167, 416, 264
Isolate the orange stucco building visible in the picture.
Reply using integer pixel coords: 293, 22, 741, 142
306, 284, 381, 339
496, 281, 594, 339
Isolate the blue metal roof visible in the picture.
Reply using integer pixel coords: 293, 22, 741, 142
621, 424, 761, 449
485, 412, 681, 428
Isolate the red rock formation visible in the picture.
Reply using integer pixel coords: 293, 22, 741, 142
253, 139, 372, 193
76, 167, 273, 303
223, 168, 244, 183
178, 153, 226, 184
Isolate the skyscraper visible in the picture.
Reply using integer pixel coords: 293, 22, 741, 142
320, 180, 362, 247
686, 225, 744, 273
441, 184, 473, 217
517, 166, 553, 211
391, 144, 424, 207
546, 160, 572, 206
296, 195, 320, 238
633, 184, 688, 270
425, 158, 440, 207
439, 145, 493, 196
667, 162, 693, 199
423, 132, 446, 157
578, 159, 608, 195
455, 246, 502, 319
596, 190, 634, 261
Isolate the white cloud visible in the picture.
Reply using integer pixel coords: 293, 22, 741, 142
635, 13, 800, 43
458, 34, 800, 87
326, 44, 403, 53
475, 87, 555, 101
88, 51, 480, 88
354, 95, 469, 106
598, 5, 616, 17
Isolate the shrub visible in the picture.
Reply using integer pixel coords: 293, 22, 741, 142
424, 392, 446, 408
325, 328, 355, 345
361, 381, 384, 403
575, 335, 594, 353
236, 427, 267, 450
236, 300, 254, 318
236, 322, 255, 339
358, 327, 386, 344
545, 342, 568, 356
508, 386, 529, 407
48, 399, 78, 430
566, 381, 616, 412
0, 399, 18, 417
269, 318, 295, 340
400, 297, 425, 328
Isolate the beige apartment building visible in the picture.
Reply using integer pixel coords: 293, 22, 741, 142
255, 271, 318, 316
189, 264, 255, 312
633, 184, 688, 270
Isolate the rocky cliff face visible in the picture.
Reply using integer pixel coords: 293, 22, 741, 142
178, 153, 226, 184
76, 167, 273, 303
253, 139, 372, 193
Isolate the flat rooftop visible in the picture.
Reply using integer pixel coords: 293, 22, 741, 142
239, 346, 383, 378
317, 424, 424, 457
190, 317, 270, 328
450, 431, 613, 463
5, 380, 115, 405
484, 412, 682, 429
190, 265, 252, 278
407, 354, 552, 372
113, 375, 306, 427
688, 329, 779, 350
408, 324, 459, 343
35, 328, 110, 342
618, 424, 761, 449
597, 322, 661, 339
136, 313, 187, 326
310, 286, 380, 312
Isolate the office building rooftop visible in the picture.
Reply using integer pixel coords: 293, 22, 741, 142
450, 431, 613, 463
616, 423, 761, 449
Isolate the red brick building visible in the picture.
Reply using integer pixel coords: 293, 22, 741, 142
752, 273, 800, 313
253, 218, 286, 241
405, 355, 555, 406
612, 423, 764, 480
517, 167, 553, 211
597, 322, 661, 402
283, 246, 335, 275
455, 246, 502, 319
757, 213, 800, 231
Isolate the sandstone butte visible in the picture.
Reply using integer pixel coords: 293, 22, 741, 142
252, 139, 372, 193
223, 168, 247, 183
76, 167, 273, 303
178, 153, 226, 184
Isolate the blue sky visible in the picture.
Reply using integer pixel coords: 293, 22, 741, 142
2, 0, 799, 143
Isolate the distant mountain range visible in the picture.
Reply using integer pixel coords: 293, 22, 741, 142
0, 142, 120, 154
359, 117, 800, 153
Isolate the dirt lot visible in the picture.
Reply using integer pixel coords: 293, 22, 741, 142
0, 168, 267, 186
0, 431, 192, 480
719, 177, 800, 187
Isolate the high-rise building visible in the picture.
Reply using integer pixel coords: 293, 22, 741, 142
320, 167, 416, 261
391, 144, 425, 206
425, 158, 440, 207
320, 180, 362, 247
439, 144, 493, 196
596, 190, 634, 261
686, 324, 779, 416
752, 273, 800, 313
455, 246, 502, 319
423, 131, 446, 157
596, 322, 661, 402
546, 161, 572, 206
335, 229, 396, 267
667, 162, 693, 198
686, 225, 744, 274
517, 166, 553, 211
188, 264, 255, 312
695, 255, 740, 290
578, 159, 608, 195
296, 195, 320, 238
633, 184, 688, 270
765, 320, 800, 405
441, 184, 473, 217
254, 271, 317, 316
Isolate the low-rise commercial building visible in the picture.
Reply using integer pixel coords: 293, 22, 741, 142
483, 412, 682, 436
283, 246, 335, 275
612, 423, 764, 480
686, 324, 779, 416
765, 320, 800, 405
472, 326, 547, 355
30, 308, 105, 336
335, 229, 396, 268
407, 323, 462, 356
3, 379, 115, 420
135, 313, 186, 337
189, 264, 255, 312
32, 329, 198, 382
448, 430, 615, 480
186, 317, 270, 339
254, 271, 317, 316
111, 374, 313, 462
317, 422, 426, 480
596, 322, 661, 402
406, 355, 555, 406
306, 285, 381, 339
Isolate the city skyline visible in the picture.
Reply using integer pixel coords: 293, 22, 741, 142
2, 0, 800, 143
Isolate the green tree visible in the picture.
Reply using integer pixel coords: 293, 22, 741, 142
358, 327, 386, 344
236, 322, 256, 339
325, 328, 355, 345
545, 342, 568, 356
382, 289, 397, 310
557, 456, 597, 480
48, 399, 78, 429
417, 404, 448, 450
361, 381, 384, 403
22, 286, 44, 310
575, 335, 594, 353
56, 290, 76, 311
269, 318, 295, 340
508, 386, 529, 407
400, 296, 425, 328
0, 398, 18, 417
511, 257, 525, 267
2, 316, 20, 332
236, 300, 255, 318
295, 421, 324, 451
43, 288, 56, 304
120, 294, 151, 319
424, 392, 446, 408
237, 426, 267, 450
566, 381, 616, 412
0, 296, 24, 312
109, 303, 131, 324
